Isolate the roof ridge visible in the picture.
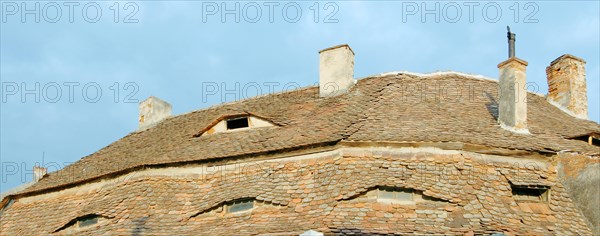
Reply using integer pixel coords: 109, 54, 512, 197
368, 70, 547, 98
374, 70, 498, 82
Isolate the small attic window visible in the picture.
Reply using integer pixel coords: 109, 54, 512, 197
226, 117, 249, 130
377, 186, 414, 202
198, 114, 276, 136
226, 198, 254, 213
77, 215, 99, 228
53, 214, 107, 233
511, 185, 549, 202
567, 133, 600, 146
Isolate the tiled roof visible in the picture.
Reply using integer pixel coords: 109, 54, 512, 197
16, 73, 600, 196
1, 149, 594, 235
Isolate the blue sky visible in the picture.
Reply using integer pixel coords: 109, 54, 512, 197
1, 1, 599, 192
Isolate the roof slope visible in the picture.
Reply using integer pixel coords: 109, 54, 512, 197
18, 73, 600, 195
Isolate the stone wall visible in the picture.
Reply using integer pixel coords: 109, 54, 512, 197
1, 147, 594, 235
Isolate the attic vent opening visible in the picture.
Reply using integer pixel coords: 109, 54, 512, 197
567, 133, 600, 146
226, 198, 254, 213
511, 185, 549, 202
198, 114, 275, 136
378, 186, 413, 201
53, 214, 109, 233
226, 117, 249, 130
78, 215, 99, 227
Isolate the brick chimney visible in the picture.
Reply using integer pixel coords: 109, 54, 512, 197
546, 54, 588, 119
497, 57, 529, 134
319, 44, 355, 97
138, 96, 172, 130
33, 166, 47, 182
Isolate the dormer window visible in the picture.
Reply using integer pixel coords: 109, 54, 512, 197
377, 186, 415, 203
77, 215, 99, 228
568, 132, 600, 146
226, 117, 249, 130
196, 113, 276, 136
370, 186, 448, 204
511, 185, 549, 202
567, 132, 600, 146
54, 214, 106, 233
226, 198, 254, 213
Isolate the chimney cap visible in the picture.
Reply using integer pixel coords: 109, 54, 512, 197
497, 57, 528, 68
140, 96, 165, 104
506, 26, 516, 40
507, 26, 516, 58
318, 44, 354, 55
550, 54, 586, 65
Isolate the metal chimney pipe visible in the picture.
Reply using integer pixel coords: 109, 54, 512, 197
507, 26, 516, 58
